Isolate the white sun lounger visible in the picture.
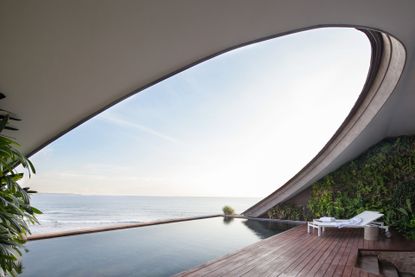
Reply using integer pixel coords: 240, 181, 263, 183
307, 211, 385, 237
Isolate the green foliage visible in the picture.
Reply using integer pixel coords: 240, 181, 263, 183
0, 113, 40, 276
267, 203, 310, 221
307, 136, 415, 239
222, 205, 235, 216
395, 199, 415, 240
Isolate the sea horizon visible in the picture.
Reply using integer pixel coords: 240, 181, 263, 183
29, 193, 261, 234
31, 192, 263, 198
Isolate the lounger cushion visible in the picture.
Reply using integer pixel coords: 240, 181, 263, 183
319, 217, 336, 222
337, 217, 362, 228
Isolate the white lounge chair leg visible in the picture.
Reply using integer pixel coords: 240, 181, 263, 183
318, 227, 321, 237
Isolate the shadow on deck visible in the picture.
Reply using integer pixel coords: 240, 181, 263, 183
176, 225, 415, 277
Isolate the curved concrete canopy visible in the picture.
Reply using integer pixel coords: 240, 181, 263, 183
244, 34, 407, 216
1, 1, 415, 211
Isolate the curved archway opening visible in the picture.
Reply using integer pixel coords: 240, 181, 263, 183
26, 27, 372, 231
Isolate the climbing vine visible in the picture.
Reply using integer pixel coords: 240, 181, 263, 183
268, 136, 415, 239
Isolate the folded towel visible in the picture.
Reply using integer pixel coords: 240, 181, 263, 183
319, 217, 336, 222
337, 217, 363, 228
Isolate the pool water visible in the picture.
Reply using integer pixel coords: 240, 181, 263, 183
20, 217, 298, 276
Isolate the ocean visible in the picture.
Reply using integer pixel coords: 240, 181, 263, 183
29, 193, 260, 234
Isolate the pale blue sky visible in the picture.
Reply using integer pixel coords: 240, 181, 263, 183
26, 28, 371, 197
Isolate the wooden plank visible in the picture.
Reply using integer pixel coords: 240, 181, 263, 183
283, 229, 337, 276
233, 226, 317, 276
177, 224, 415, 277
313, 229, 349, 276
325, 229, 356, 276
341, 229, 362, 277
333, 229, 357, 275
351, 232, 366, 277
302, 229, 346, 276
260, 231, 322, 276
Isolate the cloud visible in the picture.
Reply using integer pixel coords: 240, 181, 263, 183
98, 112, 179, 144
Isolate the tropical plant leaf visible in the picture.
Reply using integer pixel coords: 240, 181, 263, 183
406, 198, 413, 213
0, 111, 40, 276
398, 207, 408, 216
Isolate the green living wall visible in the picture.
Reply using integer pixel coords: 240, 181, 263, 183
267, 136, 415, 239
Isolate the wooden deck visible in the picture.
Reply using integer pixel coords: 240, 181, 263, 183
176, 225, 415, 277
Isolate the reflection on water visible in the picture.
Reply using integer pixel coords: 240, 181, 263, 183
21, 217, 298, 277
242, 219, 300, 239
222, 216, 234, 224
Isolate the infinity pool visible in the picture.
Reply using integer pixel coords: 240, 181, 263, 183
21, 217, 299, 276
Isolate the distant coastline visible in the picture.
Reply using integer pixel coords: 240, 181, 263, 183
30, 194, 260, 234
32, 192, 261, 198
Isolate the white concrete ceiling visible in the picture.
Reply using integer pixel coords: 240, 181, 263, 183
1, 1, 415, 212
